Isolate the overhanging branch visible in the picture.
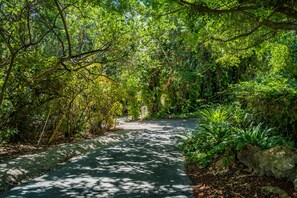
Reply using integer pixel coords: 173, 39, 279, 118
180, 0, 297, 31
180, 0, 256, 14
54, 0, 72, 57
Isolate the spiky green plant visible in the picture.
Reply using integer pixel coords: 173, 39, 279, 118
233, 123, 294, 150
179, 105, 294, 168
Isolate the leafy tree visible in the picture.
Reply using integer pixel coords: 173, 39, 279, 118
177, 0, 296, 49
0, 0, 296, 147
0, 0, 137, 142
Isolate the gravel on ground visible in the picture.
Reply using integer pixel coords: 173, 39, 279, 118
0, 118, 197, 197
0, 129, 139, 194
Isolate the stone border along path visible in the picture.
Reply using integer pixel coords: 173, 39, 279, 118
0, 130, 138, 194
0, 118, 197, 198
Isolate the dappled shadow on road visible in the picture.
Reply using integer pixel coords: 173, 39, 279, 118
118, 118, 198, 132
1, 119, 197, 198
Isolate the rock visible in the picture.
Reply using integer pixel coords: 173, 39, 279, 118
261, 186, 290, 198
214, 157, 232, 175
237, 144, 261, 170
238, 145, 297, 191
254, 146, 297, 179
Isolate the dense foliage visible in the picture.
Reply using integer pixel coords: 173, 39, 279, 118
179, 105, 294, 167
0, 0, 296, 168
0, 0, 136, 143
230, 75, 297, 139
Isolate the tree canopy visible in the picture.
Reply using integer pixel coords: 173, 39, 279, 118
0, 0, 296, 147
160, 0, 297, 51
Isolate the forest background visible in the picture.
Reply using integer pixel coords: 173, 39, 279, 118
0, 0, 296, 165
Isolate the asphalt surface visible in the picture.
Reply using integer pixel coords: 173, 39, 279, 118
1, 119, 197, 198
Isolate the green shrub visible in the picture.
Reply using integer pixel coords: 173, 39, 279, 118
230, 74, 297, 140
232, 123, 294, 150
179, 105, 293, 168
0, 128, 19, 143
179, 105, 237, 167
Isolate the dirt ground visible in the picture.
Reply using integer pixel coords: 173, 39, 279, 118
186, 159, 297, 198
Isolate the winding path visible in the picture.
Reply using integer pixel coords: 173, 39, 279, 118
1, 119, 197, 198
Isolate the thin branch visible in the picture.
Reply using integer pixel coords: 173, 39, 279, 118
244, 11, 297, 31
260, 19, 297, 31
17, 23, 56, 52
32, 63, 62, 82
275, 5, 297, 20
54, 0, 72, 57
33, 43, 113, 81
156, 7, 186, 18
0, 27, 15, 53
230, 30, 278, 51
62, 42, 112, 61
52, 29, 66, 56
210, 24, 261, 43
25, 0, 32, 43
180, 0, 256, 14
209, 10, 277, 43
180, 0, 297, 31
0, 54, 16, 106
61, 62, 72, 72
92, 72, 117, 82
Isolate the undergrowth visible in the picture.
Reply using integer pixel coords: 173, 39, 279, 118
179, 104, 294, 168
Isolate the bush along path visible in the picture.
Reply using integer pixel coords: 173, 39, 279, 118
0, 118, 197, 198
180, 105, 297, 197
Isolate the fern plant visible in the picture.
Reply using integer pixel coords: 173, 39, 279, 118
233, 123, 294, 150
179, 105, 294, 168
180, 105, 237, 167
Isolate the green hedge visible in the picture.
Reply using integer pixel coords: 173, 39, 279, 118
230, 74, 297, 139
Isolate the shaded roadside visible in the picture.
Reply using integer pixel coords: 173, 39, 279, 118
0, 118, 197, 197
0, 130, 139, 194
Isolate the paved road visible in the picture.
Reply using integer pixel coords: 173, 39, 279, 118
1, 119, 197, 198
